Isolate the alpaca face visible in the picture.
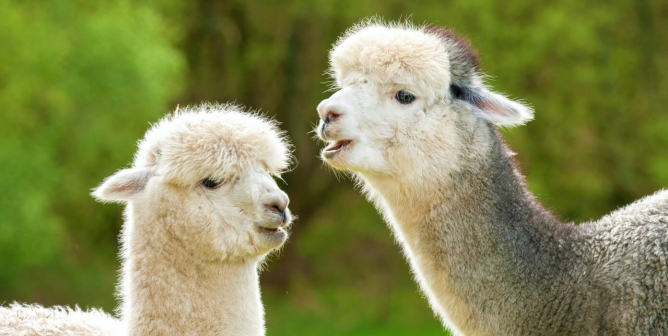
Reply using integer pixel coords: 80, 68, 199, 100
316, 78, 441, 175
93, 105, 293, 261
141, 163, 292, 260
315, 21, 534, 176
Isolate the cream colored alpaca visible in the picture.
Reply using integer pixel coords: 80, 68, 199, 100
1, 104, 293, 336
0, 304, 121, 336
315, 20, 667, 336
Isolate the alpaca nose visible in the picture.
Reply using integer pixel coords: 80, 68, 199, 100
317, 100, 342, 123
265, 191, 289, 221
316, 99, 329, 120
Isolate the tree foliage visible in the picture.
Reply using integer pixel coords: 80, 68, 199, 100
0, 0, 183, 307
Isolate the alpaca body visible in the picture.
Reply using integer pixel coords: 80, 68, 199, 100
120, 204, 265, 336
96, 105, 292, 336
362, 124, 668, 335
1, 104, 293, 336
0, 304, 121, 336
316, 20, 668, 335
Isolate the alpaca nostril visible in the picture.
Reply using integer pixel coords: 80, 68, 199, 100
277, 209, 286, 221
267, 203, 286, 220
325, 110, 341, 123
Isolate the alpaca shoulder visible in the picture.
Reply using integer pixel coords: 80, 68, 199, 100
0, 303, 122, 336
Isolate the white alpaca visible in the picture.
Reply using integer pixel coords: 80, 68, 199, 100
0, 304, 121, 336
315, 20, 667, 336
1, 104, 293, 336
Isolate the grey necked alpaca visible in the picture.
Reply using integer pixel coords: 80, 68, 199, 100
314, 20, 667, 336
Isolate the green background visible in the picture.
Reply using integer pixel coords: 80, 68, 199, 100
0, 1, 666, 335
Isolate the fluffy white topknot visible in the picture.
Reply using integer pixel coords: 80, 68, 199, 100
134, 103, 292, 186
328, 19, 533, 126
330, 20, 452, 103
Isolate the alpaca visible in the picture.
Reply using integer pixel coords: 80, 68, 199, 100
315, 20, 668, 336
0, 304, 122, 336
1, 103, 293, 336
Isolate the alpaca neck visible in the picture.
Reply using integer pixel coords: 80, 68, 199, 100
120, 208, 265, 336
360, 124, 575, 335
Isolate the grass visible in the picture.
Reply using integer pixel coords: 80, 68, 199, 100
264, 285, 451, 336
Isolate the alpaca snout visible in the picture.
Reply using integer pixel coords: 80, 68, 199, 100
317, 99, 336, 122
317, 112, 346, 141
317, 98, 345, 123
264, 190, 289, 212
262, 191, 291, 225
317, 99, 343, 141
318, 120, 335, 141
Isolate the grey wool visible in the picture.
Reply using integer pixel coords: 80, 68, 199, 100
315, 19, 668, 336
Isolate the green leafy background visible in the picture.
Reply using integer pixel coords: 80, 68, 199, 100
0, 1, 666, 335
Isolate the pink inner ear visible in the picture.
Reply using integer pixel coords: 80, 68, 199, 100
453, 84, 533, 126
478, 100, 510, 116
111, 182, 135, 194
107, 169, 152, 197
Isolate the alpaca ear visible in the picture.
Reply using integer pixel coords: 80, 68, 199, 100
92, 168, 154, 203
450, 84, 534, 126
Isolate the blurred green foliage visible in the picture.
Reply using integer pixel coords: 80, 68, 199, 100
0, 0, 666, 335
0, 0, 183, 307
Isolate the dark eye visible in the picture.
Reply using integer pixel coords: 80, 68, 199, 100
201, 178, 221, 189
395, 90, 416, 104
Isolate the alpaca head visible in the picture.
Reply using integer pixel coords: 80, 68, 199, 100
316, 20, 533, 177
93, 104, 293, 260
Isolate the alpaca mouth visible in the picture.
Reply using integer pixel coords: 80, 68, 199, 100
258, 226, 288, 242
258, 223, 287, 235
323, 140, 352, 157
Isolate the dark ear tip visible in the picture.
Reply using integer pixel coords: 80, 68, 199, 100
449, 83, 534, 126
450, 84, 465, 100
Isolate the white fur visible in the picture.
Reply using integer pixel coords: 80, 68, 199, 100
0, 304, 122, 336
327, 19, 533, 128
317, 20, 667, 336
330, 20, 451, 104
1, 104, 293, 336
468, 87, 534, 126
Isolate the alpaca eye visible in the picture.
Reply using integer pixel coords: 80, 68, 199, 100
395, 90, 416, 104
201, 178, 221, 189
